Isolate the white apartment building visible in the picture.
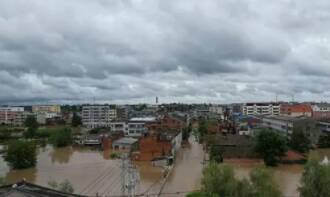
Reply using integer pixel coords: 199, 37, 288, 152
82, 105, 117, 128
110, 117, 156, 137
243, 103, 280, 116
209, 105, 224, 115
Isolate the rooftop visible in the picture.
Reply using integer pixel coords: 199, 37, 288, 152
0, 182, 83, 197
129, 117, 156, 122
263, 115, 310, 121
113, 137, 138, 145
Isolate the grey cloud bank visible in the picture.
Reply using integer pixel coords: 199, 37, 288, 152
0, 0, 330, 104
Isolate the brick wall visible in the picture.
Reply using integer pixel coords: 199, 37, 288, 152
135, 136, 172, 161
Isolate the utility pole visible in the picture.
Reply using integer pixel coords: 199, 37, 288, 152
121, 153, 140, 197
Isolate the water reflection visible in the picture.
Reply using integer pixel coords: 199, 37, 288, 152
1, 142, 329, 197
0, 144, 163, 196
49, 146, 74, 164
5, 168, 37, 184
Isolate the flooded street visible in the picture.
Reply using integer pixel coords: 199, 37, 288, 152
160, 137, 205, 196
0, 145, 163, 196
1, 141, 330, 197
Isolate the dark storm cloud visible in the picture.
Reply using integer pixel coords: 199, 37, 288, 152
0, 0, 329, 104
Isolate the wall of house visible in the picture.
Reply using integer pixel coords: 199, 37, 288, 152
313, 111, 330, 120
135, 136, 172, 161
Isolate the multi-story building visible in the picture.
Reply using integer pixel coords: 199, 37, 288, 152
32, 105, 61, 114
0, 107, 27, 126
82, 105, 117, 128
109, 117, 157, 137
280, 103, 312, 117
262, 115, 319, 144
243, 102, 280, 116
116, 106, 129, 121
311, 103, 330, 120
209, 105, 224, 115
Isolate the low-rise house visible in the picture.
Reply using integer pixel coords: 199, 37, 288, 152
112, 137, 138, 151
134, 131, 182, 161
82, 134, 102, 145
205, 134, 256, 158
145, 114, 185, 132
262, 115, 320, 144
280, 103, 312, 117
311, 103, 330, 120
318, 120, 330, 135
109, 117, 156, 137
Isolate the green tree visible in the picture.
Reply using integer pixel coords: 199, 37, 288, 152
24, 115, 39, 138
318, 134, 330, 148
198, 120, 208, 143
202, 162, 238, 196
0, 177, 5, 186
71, 112, 82, 127
299, 155, 330, 197
50, 128, 72, 147
4, 140, 37, 169
250, 167, 281, 197
290, 128, 310, 153
199, 163, 281, 197
209, 145, 223, 163
255, 129, 287, 166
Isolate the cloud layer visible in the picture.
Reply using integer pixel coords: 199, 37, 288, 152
1, 0, 330, 104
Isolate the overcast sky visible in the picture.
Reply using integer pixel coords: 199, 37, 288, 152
1, 0, 330, 104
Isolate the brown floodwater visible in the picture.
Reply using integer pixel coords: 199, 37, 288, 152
1, 142, 330, 197
0, 145, 163, 196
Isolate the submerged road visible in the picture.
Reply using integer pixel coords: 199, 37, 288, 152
159, 136, 205, 197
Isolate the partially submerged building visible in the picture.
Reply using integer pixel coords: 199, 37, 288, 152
262, 115, 320, 144
112, 137, 138, 151
134, 131, 182, 161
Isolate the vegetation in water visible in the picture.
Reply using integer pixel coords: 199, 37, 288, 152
299, 155, 330, 197
24, 115, 39, 138
255, 129, 287, 166
49, 127, 73, 147
188, 162, 282, 197
4, 140, 37, 169
290, 128, 310, 153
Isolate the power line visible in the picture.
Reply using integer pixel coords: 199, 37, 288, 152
79, 164, 117, 194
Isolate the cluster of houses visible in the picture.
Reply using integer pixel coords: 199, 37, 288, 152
80, 104, 186, 162
0, 105, 64, 127
2, 101, 330, 161
201, 102, 330, 152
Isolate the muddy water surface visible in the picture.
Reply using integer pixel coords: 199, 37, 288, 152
1, 142, 330, 197
0, 145, 163, 196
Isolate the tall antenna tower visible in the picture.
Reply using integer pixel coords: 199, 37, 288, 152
121, 154, 139, 197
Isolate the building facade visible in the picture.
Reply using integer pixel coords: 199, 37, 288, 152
280, 103, 312, 117
262, 116, 319, 144
311, 103, 330, 120
109, 117, 156, 137
0, 107, 26, 126
243, 102, 280, 116
32, 105, 61, 114
82, 105, 117, 128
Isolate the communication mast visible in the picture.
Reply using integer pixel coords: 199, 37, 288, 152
121, 154, 140, 197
